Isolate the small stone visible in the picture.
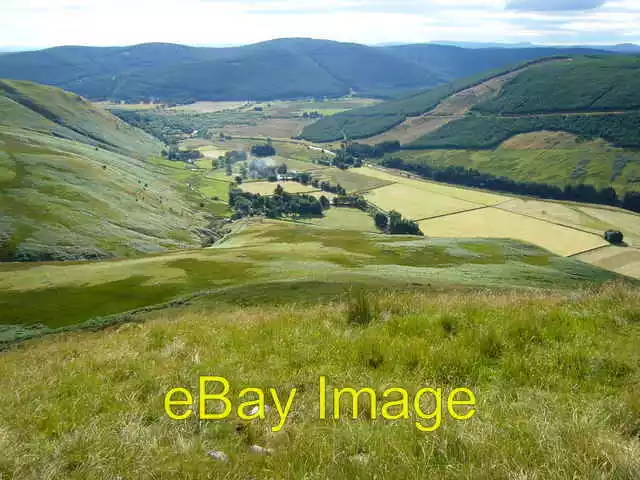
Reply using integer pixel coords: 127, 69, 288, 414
207, 450, 229, 462
248, 445, 273, 456
248, 405, 271, 416
350, 453, 370, 465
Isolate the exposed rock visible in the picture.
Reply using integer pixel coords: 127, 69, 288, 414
207, 450, 229, 462
248, 445, 273, 456
350, 453, 371, 465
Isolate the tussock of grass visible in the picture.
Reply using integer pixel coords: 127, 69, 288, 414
0, 283, 638, 478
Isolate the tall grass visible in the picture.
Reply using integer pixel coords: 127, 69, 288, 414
0, 282, 638, 479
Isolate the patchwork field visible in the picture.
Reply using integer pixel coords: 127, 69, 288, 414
365, 183, 481, 220
496, 198, 611, 234
418, 207, 608, 257
357, 166, 508, 205
219, 118, 315, 140
314, 168, 393, 193
576, 206, 640, 247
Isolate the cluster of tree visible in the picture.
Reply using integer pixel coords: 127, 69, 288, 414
302, 111, 323, 119
332, 194, 368, 210
381, 157, 640, 212
251, 144, 276, 157
374, 210, 423, 235
332, 141, 402, 170
161, 147, 202, 162
314, 180, 346, 195
229, 186, 330, 219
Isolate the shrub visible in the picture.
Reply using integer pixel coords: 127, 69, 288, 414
374, 212, 388, 231
347, 290, 374, 326
604, 230, 624, 244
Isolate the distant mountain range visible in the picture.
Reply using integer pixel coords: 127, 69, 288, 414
0, 38, 630, 103
428, 41, 640, 52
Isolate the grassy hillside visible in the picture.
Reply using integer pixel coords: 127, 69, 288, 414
0, 218, 623, 345
0, 40, 618, 104
0, 80, 215, 262
407, 112, 640, 149
394, 135, 640, 194
0, 281, 638, 478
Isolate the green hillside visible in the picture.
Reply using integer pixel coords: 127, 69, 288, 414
0, 80, 211, 262
407, 112, 640, 149
1, 252, 638, 478
0, 40, 615, 104
0, 218, 624, 345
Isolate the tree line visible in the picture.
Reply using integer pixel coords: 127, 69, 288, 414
381, 157, 640, 213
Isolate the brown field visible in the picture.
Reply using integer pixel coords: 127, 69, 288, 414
418, 207, 608, 257
240, 181, 319, 196
574, 245, 640, 279
365, 183, 480, 220
169, 101, 247, 113
218, 118, 315, 140
93, 101, 161, 111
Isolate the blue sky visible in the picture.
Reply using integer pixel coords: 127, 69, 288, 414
0, 0, 638, 48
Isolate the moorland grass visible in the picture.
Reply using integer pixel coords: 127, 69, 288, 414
0, 283, 638, 479
0, 220, 623, 343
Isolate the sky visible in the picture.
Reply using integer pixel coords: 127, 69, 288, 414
0, 0, 638, 49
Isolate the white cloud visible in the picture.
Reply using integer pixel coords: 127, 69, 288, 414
0, 0, 638, 47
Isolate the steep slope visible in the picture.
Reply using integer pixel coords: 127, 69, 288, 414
0, 39, 620, 103
0, 80, 207, 261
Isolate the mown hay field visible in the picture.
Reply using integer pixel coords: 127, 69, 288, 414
365, 183, 480, 220
574, 246, 640, 279
356, 166, 508, 205
418, 207, 609, 257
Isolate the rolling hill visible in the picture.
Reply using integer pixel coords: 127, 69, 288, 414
0, 39, 616, 104
0, 80, 212, 262
301, 55, 640, 195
